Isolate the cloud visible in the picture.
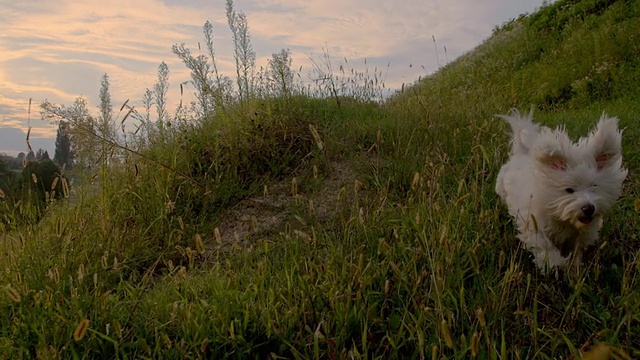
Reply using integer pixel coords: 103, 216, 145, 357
0, 0, 215, 142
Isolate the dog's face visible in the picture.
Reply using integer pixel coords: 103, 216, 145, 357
535, 163, 616, 229
531, 116, 627, 229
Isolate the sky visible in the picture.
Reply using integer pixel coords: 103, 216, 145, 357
0, 0, 549, 157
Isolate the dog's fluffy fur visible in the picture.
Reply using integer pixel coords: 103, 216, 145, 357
495, 109, 627, 274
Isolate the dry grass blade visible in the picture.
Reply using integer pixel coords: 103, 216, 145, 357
26, 98, 33, 153
26, 127, 33, 154
119, 99, 130, 112
120, 106, 134, 127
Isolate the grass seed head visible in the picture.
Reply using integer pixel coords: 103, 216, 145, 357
186, 247, 194, 269
354, 179, 363, 193
471, 331, 480, 357
581, 344, 612, 360
50, 177, 59, 191
73, 319, 90, 342
476, 308, 486, 328
114, 320, 123, 339
200, 338, 209, 354
77, 264, 85, 283
309, 124, 324, 151
62, 178, 69, 197
6, 285, 21, 303
411, 172, 421, 191
47, 267, 60, 284
214, 227, 222, 244
56, 218, 63, 237
177, 266, 187, 280
195, 234, 205, 254
308, 199, 315, 215
440, 319, 454, 349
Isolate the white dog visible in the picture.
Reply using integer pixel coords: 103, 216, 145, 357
495, 109, 627, 274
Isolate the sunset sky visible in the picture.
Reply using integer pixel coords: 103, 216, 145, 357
0, 0, 548, 156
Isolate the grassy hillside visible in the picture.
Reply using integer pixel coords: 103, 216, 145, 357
1, 0, 639, 358
394, 0, 640, 114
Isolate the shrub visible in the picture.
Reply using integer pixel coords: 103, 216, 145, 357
22, 159, 67, 204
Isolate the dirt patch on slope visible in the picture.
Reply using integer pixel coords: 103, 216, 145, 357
207, 160, 359, 249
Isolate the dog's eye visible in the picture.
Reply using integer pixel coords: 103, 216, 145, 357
565, 188, 575, 194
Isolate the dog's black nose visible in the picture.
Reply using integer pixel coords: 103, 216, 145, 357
581, 204, 595, 217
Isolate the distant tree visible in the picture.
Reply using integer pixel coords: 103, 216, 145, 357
35, 148, 47, 161
14, 152, 26, 169
41, 151, 50, 161
54, 121, 74, 168
42, 76, 119, 169
41, 96, 99, 168
0, 157, 8, 177
0, 157, 17, 200
268, 49, 295, 97
26, 150, 36, 162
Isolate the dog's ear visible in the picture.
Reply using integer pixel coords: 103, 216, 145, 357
583, 114, 622, 170
595, 153, 614, 170
534, 128, 571, 171
540, 154, 567, 170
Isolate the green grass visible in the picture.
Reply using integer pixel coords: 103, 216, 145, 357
1, 0, 639, 358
